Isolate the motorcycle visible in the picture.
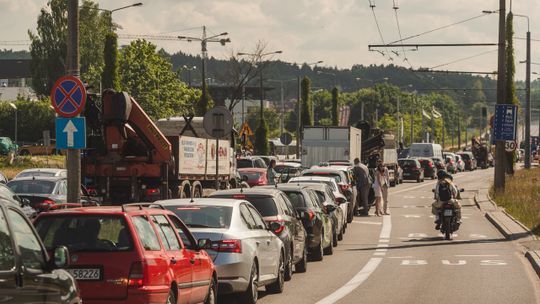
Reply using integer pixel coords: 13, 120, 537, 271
439, 202, 460, 240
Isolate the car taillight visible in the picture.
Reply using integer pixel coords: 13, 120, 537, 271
145, 188, 160, 196
211, 240, 242, 253
308, 210, 316, 221
37, 199, 56, 209
340, 184, 349, 191
428, 162, 433, 168
128, 261, 145, 287
270, 220, 286, 234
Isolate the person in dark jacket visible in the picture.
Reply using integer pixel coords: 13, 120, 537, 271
353, 158, 372, 216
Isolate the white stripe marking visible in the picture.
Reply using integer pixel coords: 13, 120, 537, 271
455, 254, 499, 257
316, 215, 391, 304
316, 258, 383, 304
352, 221, 382, 225
374, 252, 386, 256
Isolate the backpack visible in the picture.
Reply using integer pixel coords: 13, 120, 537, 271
438, 181, 453, 201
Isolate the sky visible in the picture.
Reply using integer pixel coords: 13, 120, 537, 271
0, 0, 539, 80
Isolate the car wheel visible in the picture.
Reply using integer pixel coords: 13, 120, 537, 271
417, 177, 421, 183
310, 232, 324, 262
338, 225, 344, 241
166, 289, 176, 304
239, 262, 258, 304
266, 252, 285, 294
284, 246, 293, 281
324, 230, 334, 255
295, 246, 308, 273
204, 277, 217, 304
332, 226, 338, 247
347, 209, 353, 223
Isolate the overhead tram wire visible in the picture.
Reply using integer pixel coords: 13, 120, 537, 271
368, 0, 393, 61
430, 49, 498, 69
392, 0, 412, 68
387, 13, 490, 45
157, 26, 204, 35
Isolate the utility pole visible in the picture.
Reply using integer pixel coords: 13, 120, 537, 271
410, 94, 415, 145
525, 30, 531, 168
494, 0, 507, 190
67, 0, 81, 204
457, 110, 461, 150
397, 95, 401, 144
296, 75, 301, 159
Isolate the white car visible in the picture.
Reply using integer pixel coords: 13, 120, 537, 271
288, 176, 350, 228
13, 168, 67, 179
454, 155, 466, 172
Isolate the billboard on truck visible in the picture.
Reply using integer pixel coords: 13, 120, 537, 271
178, 136, 207, 175
206, 139, 231, 175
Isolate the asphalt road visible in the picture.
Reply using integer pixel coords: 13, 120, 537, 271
224, 168, 540, 304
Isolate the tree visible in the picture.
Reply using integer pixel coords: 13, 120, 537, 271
118, 39, 200, 119
0, 100, 55, 143
331, 87, 339, 125
254, 119, 269, 155
101, 32, 120, 91
301, 76, 313, 127
194, 79, 214, 116
28, 0, 109, 96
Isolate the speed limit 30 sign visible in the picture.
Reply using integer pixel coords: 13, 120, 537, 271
505, 140, 517, 152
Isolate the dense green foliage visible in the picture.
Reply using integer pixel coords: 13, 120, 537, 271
254, 118, 269, 155
28, 0, 109, 96
0, 100, 55, 143
301, 77, 313, 127
331, 87, 339, 125
118, 40, 200, 119
102, 32, 120, 91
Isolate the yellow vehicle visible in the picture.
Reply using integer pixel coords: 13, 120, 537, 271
18, 139, 60, 156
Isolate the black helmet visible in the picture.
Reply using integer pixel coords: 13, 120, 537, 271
436, 170, 447, 180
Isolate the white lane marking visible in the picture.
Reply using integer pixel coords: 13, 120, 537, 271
442, 260, 467, 266
316, 258, 383, 304
352, 221, 382, 225
455, 254, 499, 257
401, 260, 428, 265
480, 260, 507, 266
380, 216, 392, 239
469, 234, 487, 239
374, 252, 386, 256
377, 244, 389, 248
388, 256, 413, 259
403, 195, 416, 199
391, 180, 438, 195
408, 233, 428, 238
379, 239, 390, 243
316, 215, 391, 304
403, 214, 422, 218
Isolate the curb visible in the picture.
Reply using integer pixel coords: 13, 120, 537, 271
525, 251, 540, 279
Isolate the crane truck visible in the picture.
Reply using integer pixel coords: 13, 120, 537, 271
82, 90, 236, 204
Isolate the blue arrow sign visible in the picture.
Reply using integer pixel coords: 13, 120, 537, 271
493, 104, 517, 142
55, 117, 86, 149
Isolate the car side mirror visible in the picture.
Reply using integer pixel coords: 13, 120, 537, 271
268, 222, 282, 232
197, 238, 213, 250
325, 205, 336, 213
52, 246, 70, 269
336, 197, 346, 205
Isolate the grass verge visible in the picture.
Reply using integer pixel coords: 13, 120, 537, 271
490, 168, 540, 236
0, 155, 65, 179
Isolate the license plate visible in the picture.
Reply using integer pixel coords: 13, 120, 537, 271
443, 210, 453, 216
403, 173, 410, 176
67, 268, 102, 281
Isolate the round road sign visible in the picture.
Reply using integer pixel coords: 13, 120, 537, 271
50, 75, 87, 118
203, 106, 233, 139
280, 132, 293, 146
505, 140, 517, 152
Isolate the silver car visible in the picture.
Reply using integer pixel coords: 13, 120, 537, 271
303, 183, 347, 242
288, 176, 350, 229
158, 198, 285, 303
13, 168, 67, 179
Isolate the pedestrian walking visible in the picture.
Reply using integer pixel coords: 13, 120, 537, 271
352, 158, 372, 216
373, 160, 390, 216
267, 159, 277, 185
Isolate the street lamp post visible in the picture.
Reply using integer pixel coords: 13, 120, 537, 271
182, 65, 197, 87
179, 27, 230, 108
9, 103, 17, 146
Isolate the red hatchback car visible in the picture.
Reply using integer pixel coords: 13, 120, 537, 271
34, 204, 217, 304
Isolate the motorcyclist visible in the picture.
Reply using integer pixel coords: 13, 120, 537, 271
432, 170, 461, 230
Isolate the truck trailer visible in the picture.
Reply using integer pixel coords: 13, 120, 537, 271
301, 126, 362, 168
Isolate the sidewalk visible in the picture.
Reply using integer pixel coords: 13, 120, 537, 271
474, 186, 540, 278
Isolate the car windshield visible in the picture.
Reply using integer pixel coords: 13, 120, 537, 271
399, 160, 417, 167
291, 179, 337, 191
237, 159, 254, 168
282, 191, 306, 208
303, 172, 342, 183
35, 215, 133, 252
8, 180, 56, 194
166, 205, 232, 229
216, 195, 278, 217
16, 172, 57, 178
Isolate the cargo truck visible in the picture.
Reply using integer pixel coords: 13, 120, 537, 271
301, 126, 362, 168
82, 90, 236, 204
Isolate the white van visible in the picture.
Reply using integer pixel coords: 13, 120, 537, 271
409, 143, 443, 159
